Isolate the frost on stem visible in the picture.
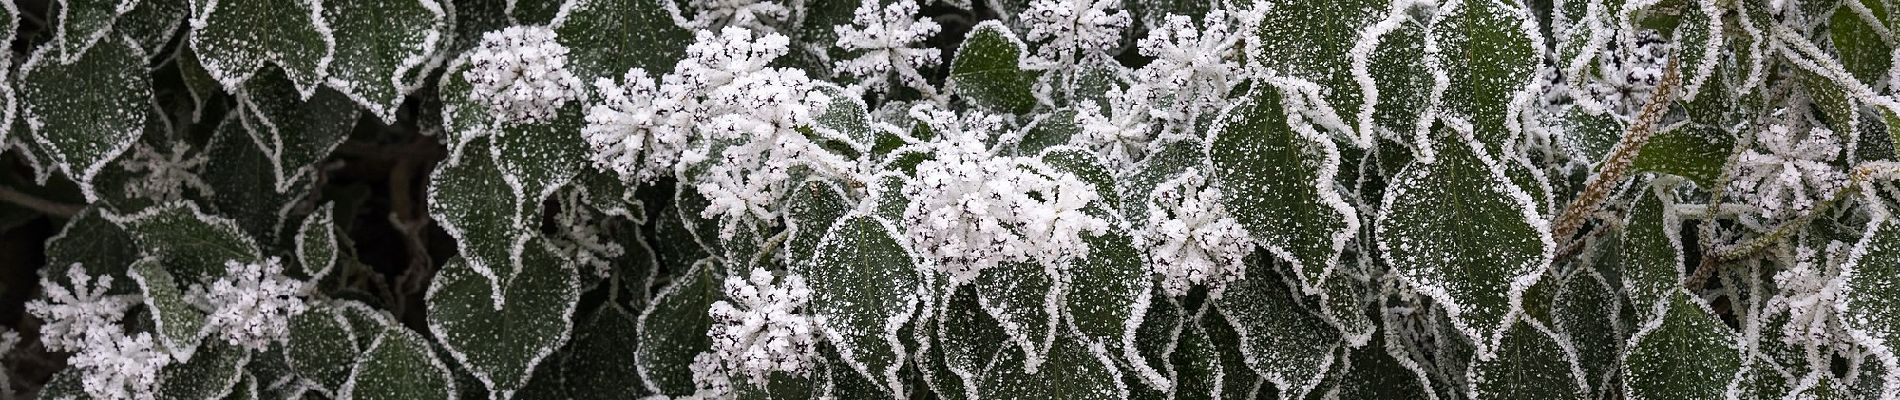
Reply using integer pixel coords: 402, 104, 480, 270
833, 0, 942, 94
1727, 124, 1848, 221
1020, 0, 1131, 66
1135, 11, 1242, 127
583, 68, 688, 184
462, 26, 584, 125
1074, 85, 1155, 169
687, 0, 790, 32
1138, 168, 1257, 297
902, 111, 1111, 284
550, 190, 626, 279
27, 265, 172, 400
190, 257, 310, 351
706, 268, 817, 385
118, 141, 211, 203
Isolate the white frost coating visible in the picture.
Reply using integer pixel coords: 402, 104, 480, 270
1020, 0, 1131, 67
680, 352, 734, 399
1136, 168, 1258, 297
1136, 10, 1242, 129
1073, 85, 1156, 170
706, 268, 819, 385
461, 25, 585, 125
49, 0, 140, 64
1765, 241, 1853, 352
67, 331, 175, 400
27, 265, 138, 353
190, 257, 311, 351
1726, 124, 1848, 221
685, 0, 789, 32
900, 109, 1111, 285
119, 141, 213, 203
833, 0, 943, 95
19, 35, 151, 204
550, 190, 627, 279
1350, 2, 1418, 144
582, 68, 689, 184
327, 0, 448, 123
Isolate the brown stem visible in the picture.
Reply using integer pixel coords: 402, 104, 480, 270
0, 185, 81, 218
1550, 58, 1683, 247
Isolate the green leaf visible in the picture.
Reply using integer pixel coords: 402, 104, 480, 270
1832, 0, 1893, 86
1065, 228, 1147, 343
111, 201, 262, 283
799, 215, 922, 394
341, 325, 458, 400
426, 240, 581, 399
1672, 0, 1724, 99
1209, 84, 1359, 293
494, 104, 587, 226
40, 368, 88, 400
1125, 287, 1182, 392
1014, 109, 1081, 156
1361, 16, 1432, 139
1375, 123, 1553, 355
635, 258, 719, 395
1557, 109, 1625, 165
562, 305, 646, 400
1620, 184, 1685, 320
1631, 125, 1734, 188
1467, 318, 1587, 399
1249, 0, 1386, 141
48, 0, 139, 62
1553, 266, 1624, 393
321, 0, 449, 122
1119, 138, 1202, 226
159, 340, 251, 400
19, 35, 151, 202
551, 0, 690, 78
201, 113, 313, 244
1841, 215, 1900, 397
1171, 311, 1226, 400
236, 68, 359, 193
1333, 340, 1435, 400
287, 304, 361, 390
1430, 0, 1537, 148
934, 284, 1010, 399
950, 21, 1038, 114
189, 0, 335, 95
117, 0, 188, 55
785, 178, 850, 262
295, 203, 339, 281
45, 207, 140, 286
978, 333, 1123, 399
975, 260, 1060, 374
1623, 292, 1742, 400
128, 257, 209, 356
1212, 253, 1342, 398
429, 136, 526, 286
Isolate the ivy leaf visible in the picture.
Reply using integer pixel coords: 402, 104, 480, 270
493, 104, 587, 227
1622, 292, 1741, 400
977, 333, 1124, 399
635, 258, 719, 395
1552, 266, 1624, 394
1333, 339, 1437, 400
1467, 318, 1588, 399
1430, 0, 1538, 148
128, 257, 209, 357
321, 0, 449, 122
1171, 311, 1226, 400
1124, 287, 1182, 392
551, 0, 690, 78
1620, 183, 1685, 320
287, 304, 361, 391
201, 113, 312, 243
45, 207, 140, 285
976, 260, 1061, 375
1209, 83, 1359, 293
19, 35, 151, 202
950, 21, 1038, 115
1375, 123, 1553, 356
1557, 109, 1625, 165
294, 203, 339, 281
1212, 253, 1343, 398
561, 304, 645, 400
1831, 0, 1892, 86
159, 340, 251, 400
188, 0, 335, 95
340, 325, 459, 400
1249, 0, 1386, 142
1119, 138, 1202, 227
48, 0, 139, 62
426, 240, 581, 400
116, 0, 188, 55
429, 137, 526, 287
111, 201, 262, 283
785, 178, 850, 262
1014, 109, 1081, 156
1359, 15, 1432, 142
1065, 227, 1147, 343
934, 284, 1010, 399
1841, 215, 1900, 399
1631, 125, 1734, 189
236, 68, 358, 193
799, 215, 923, 395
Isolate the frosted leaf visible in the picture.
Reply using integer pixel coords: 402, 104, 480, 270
236, 68, 359, 194
1620, 183, 1686, 321
1136, 11, 1241, 129
1137, 168, 1256, 297
581, 69, 688, 184
1623, 292, 1742, 400
293, 203, 338, 281
973, 260, 1062, 376
1356, 10, 1432, 145
117, 140, 211, 204
1466, 317, 1588, 399
1631, 124, 1737, 189
784, 179, 850, 263
154, 339, 249, 400
461, 26, 585, 125
1725, 124, 1849, 221
437, 55, 497, 150
427, 137, 526, 287
1431, 0, 1540, 147
548, 189, 627, 279
1208, 82, 1358, 294
1203, 303, 1269, 397
1374, 122, 1554, 356
1019, 0, 1129, 66
425, 240, 580, 400
832, 0, 943, 94
1053, 198, 1148, 342
27, 264, 138, 353
551, 0, 691, 79
110, 201, 263, 284
1671, 0, 1724, 101
19, 35, 151, 203
188, 0, 335, 96
1332, 334, 1437, 400
636, 259, 720, 395
116, 0, 187, 56
561, 305, 645, 400
1552, 265, 1623, 392
1117, 137, 1202, 228
45, 209, 140, 289
977, 334, 1126, 399
1840, 215, 1900, 399
199, 113, 316, 244
707, 268, 820, 385
191, 257, 310, 351
321, 0, 448, 123
492, 104, 586, 227
1248, 0, 1387, 143
287, 304, 359, 391
48, 0, 140, 63
949, 21, 1039, 114
1170, 311, 1226, 399
339, 325, 457, 400
685, 0, 788, 32
125, 258, 206, 358
1212, 252, 1342, 398
1832, 0, 1892, 85
800, 216, 922, 395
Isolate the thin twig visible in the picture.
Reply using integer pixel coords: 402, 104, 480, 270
1550, 58, 1683, 246
0, 185, 81, 218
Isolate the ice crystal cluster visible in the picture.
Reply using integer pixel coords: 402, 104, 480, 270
14, 0, 1900, 399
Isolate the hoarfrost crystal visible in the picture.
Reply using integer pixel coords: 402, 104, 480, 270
193, 257, 310, 350
689, 0, 789, 32
1020, 0, 1131, 65
67, 332, 172, 400
119, 141, 211, 202
706, 268, 817, 384
1139, 169, 1258, 296
1727, 124, 1848, 221
1136, 11, 1242, 124
833, 0, 943, 93
583, 69, 687, 183
1074, 85, 1155, 169
463, 26, 584, 125
27, 265, 135, 352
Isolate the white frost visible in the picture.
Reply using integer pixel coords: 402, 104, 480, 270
462, 26, 584, 125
